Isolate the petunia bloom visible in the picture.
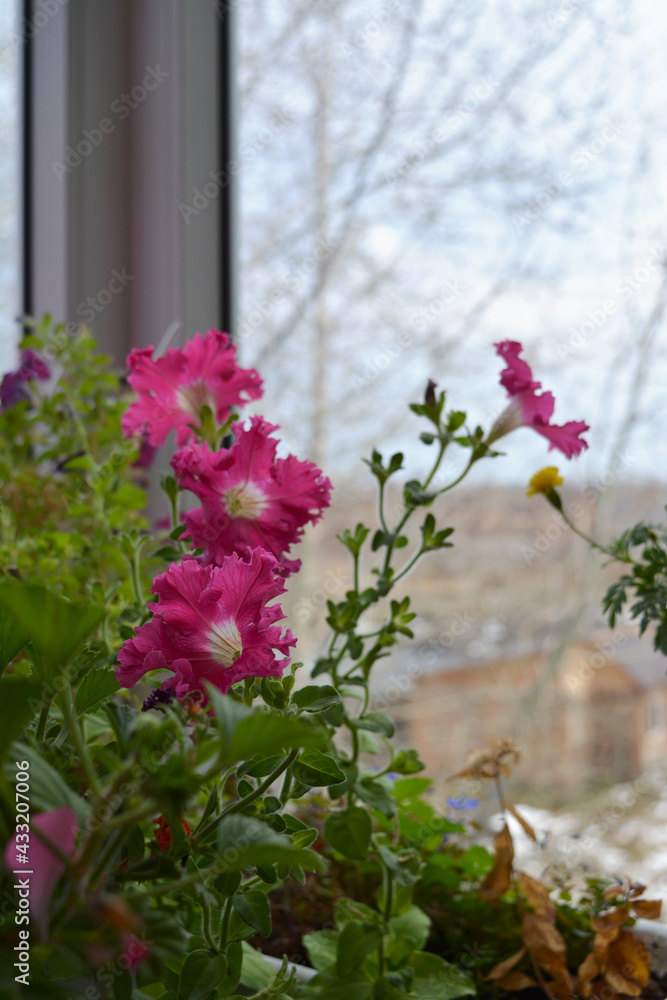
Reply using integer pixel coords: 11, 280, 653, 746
3, 807, 78, 937
172, 416, 332, 575
115, 551, 296, 697
1, 348, 51, 410
121, 329, 263, 448
490, 341, 589, 459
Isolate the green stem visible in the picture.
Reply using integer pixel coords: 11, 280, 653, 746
89, 827, 130, 887
220, 897, 234, 949
433, 453, 475, 494
104, 804, 155, 830
378, 479, 389, 534
392, 547, 425, 585
344, 717, 360, 765
129, 551, 144, 606
423, 440, 447, 489
220, 748, 299, 818
196, 749, 299, 843
384, 870, 394, 922
125, 868, 212, 899
559, 509, 621, 560
201, 897, 218, 951
280, 769, 293, 805
35, 698, 53, 743
60, 691, 101, 798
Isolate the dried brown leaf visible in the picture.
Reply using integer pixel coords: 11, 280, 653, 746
507, 802, 537, 841
485, 947, 526, 980
577, 950, 601, 991
479, 823, 514, 901
604, 884, 625, 901
590, 906, 630, 933
545, 970, 577, 1000
606, 930, 651, 995
518, 871, 554, 918
522, 911, 568, 972
495, 970, 537, 991
632, 898, 662, 920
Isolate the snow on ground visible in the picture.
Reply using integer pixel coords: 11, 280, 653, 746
495, 767, 667, 907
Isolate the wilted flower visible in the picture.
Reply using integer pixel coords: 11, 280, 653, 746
451, 739, 522, 780
172, 416, 332, 575
115, 551, 296, 696
490, 341, 588, 459
121, 329, 263, 447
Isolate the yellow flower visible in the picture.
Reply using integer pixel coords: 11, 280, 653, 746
526, 466, 563, 497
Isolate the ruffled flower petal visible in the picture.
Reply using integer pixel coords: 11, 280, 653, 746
116, 551, 295, 696
122, 330, 263, 447
493, 340, 589, 459
172, 416, 332, 573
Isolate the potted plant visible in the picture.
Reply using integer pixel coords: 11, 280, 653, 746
0, 320, 661, 999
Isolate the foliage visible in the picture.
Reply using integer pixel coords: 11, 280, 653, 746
0, 321, 658, 1000
601, 520, 667, 656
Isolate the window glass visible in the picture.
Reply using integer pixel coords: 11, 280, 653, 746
238, 1, 667, 819
0, 0, 19, 372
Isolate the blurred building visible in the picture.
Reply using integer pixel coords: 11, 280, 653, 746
390, 632, 667, 804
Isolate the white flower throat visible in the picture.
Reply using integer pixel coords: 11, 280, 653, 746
177, 379, 216, 420
224, 482, 267, 520
208, 619, 243, 667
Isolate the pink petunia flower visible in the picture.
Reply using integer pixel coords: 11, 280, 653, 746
171, 416, 332, 575
121, 329, 263, 448
491, 340, 589, 458
115, 551, 296, 696
3, 807, 78, 937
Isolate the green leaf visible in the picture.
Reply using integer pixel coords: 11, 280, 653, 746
7, 742, 90, 824
114, 483, 148, 510
220, 706, 325, 766
237, 754, 284, 779
233, 888, 272, 936
352, 712, 395, 738
355, 779, 396, 817
378, 846, 420, 889
0, 678, 41, 763
306, 975, 373, 1000
74, 668, 119, 715
336, 920, 383, 976
387, 907, 431, 965
325, 807, 371, 860
391, 749, 425, 775
217, 815, 324, 873
291, 749, 345, 787
205, 684, 251, 749
240, 943, 285, 991
0, 606, 29, 677
292, 685, 341, 713
213, 871, 242, 896
0, 581, 103, 679
304, 928, 339, 972
178, 950, 229, 1000
392, 778, 432, 803
409, 953, 476, 999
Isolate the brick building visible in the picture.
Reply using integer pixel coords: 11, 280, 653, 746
388, 632, 667, 803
